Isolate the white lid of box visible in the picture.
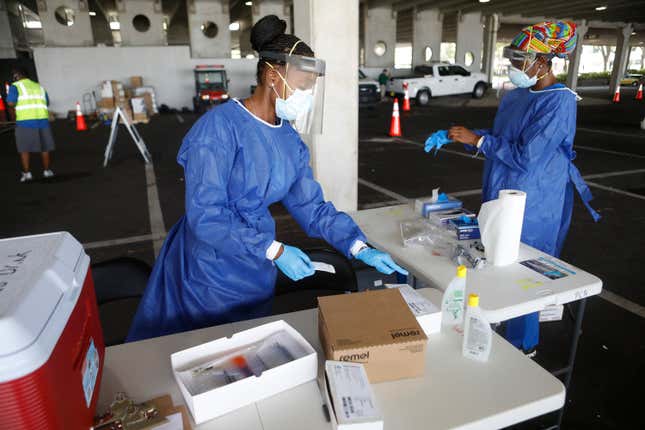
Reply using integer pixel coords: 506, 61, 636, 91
0, 232, 89, 382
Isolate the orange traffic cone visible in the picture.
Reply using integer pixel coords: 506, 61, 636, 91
402, 82, 411, 112
636, 83, 643, 101
389, 98, 402, 137
75, 101, 87, 131
0, 92, 6, 122
612, 85, 621, 103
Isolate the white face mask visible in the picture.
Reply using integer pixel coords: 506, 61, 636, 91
508, 66, 538, 88
273, 87, 313, 121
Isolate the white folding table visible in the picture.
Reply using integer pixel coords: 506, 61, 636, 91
349, 204, 603, 428
98, 289, 565, 430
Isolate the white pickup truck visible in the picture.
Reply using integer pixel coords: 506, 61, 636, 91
386, 63, 488, 106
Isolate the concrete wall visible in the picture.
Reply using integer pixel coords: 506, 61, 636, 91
32, 46, 257, 114
188, 0, 231, 58
412, 9, 442, 67
116, 0, 166, 46
364, 5, 395, 68
253, 0, 290, 33
455, 12, 483, 72
38, 0, 94, 46
0, 2, 16, 59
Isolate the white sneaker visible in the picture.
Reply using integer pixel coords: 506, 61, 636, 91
43, 169, 54, 178
20, 172, 33, 183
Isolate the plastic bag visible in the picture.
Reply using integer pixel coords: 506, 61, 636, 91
177, 330, 308, 395
400, 218, 454, 254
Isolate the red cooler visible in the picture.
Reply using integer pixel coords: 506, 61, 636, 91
0, 232, 105, 429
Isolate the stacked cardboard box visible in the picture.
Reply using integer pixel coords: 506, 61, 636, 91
95, 76, 158, 124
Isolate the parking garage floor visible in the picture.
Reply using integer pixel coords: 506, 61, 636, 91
2, 88, 644, 429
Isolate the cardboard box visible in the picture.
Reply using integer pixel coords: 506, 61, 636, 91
134, 86, 158, 114
96, 97, 115, 109
171, 320, 317, 424
415, 197, 463, 217
448, 217, 481, 240
131, 97, 147, 114
318, 289, 427, 383
322, 361, 383, 430
130, 76, 143, 87
386, 285, 441, 335
142, 93, 155, 115
133, 113, 148, 123
99, 81, 113, 98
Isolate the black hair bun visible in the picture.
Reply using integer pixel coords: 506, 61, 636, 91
250, 15, 287, 52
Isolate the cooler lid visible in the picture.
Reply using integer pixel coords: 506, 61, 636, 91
0, 232, 88, 359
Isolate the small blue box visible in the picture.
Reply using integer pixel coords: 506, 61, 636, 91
448, 217, 481, 240
416, 198, 463, 217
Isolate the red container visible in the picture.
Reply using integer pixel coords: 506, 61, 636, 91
0, 232, 105, 429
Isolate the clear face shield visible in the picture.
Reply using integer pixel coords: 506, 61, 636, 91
502, 46, 538, 73
260, 50, 326, 135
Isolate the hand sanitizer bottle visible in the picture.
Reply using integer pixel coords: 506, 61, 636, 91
462, 294, 492, 362
441, 265, 467, 331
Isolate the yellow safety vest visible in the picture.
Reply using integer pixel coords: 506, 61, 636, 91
13, 79, 49, 121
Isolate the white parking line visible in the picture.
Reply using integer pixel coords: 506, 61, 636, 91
582, 168, 645, 180
83, 234, 158, 250
599, 290, 645, 319
145, 163, 167, 257
358, 178, 409, 202
585, 181, 645, 201
574, 145, 645, 160
577, 127, 645, 140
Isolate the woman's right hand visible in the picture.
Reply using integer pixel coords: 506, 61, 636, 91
424, 130, 451, 154
274, 245, 315, 281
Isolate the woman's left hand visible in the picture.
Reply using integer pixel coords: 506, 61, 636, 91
448, 126, 479, 146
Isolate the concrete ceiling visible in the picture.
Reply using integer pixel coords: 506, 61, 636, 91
385, 0, 645, 27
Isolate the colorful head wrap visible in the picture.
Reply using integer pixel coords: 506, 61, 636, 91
510, 21, 577, 58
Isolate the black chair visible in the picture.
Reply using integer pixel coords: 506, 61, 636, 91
272, 248, 358, 315
91, 257, 151, 346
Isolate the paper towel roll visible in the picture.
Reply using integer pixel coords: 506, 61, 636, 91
478, 190, 527, 266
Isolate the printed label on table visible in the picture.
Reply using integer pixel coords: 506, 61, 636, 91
328, 362, 379, 423
386, 284, 439, 316
519, 257, 575, 280
82, 338, 100, 407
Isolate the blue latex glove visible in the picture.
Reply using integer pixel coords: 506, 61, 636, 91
356, 248, 409, 276
424, 130, 451, 155
275, 245, 315, 281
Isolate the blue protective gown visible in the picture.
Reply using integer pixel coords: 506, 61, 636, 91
475, 83, 600, 350
127, 100, 367, 342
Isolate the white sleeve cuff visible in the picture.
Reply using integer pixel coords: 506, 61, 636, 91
350, 240, 368, 257
476, 136, 485, 148
266, 241, 283, 260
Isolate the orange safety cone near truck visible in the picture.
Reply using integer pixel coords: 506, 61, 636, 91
612, 84, 621, 103
389, 98, 402, 137
75, 101, 87, 131
0, 92, 7, 122
636, 83, 643, 101
402, 82, 411, 112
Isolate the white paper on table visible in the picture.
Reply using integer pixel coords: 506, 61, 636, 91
153, 412, 183, 430
386, 284, 439, 317
312, 261, 336, 274
478, 189, 526, 267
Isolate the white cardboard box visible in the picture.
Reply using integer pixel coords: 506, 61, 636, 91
322, 361, 383, 430
170, 320, 318, 424
386, 284, 442, 335
130, 97, 147, 114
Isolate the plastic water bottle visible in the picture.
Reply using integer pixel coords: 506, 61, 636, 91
441, 265, 467, 331
462, 294, 492, 362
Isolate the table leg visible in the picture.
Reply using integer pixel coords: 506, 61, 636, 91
555, 297, 587, 428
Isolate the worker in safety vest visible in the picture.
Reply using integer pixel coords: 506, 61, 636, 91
6, 67, 56, 182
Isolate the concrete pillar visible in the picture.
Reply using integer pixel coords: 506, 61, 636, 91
565, 20, 587, 91
187, 0, 231, 58
0, 0, 16, 58
482, 14, 499, 84
364, 4, 395, 68
293, 0, 359, 212
252, 0, 291, 33
411, 8, 441, 68
115, 0, 166, 46
37, 0, 94, 46
610, 24, 634, 95
455, 11, 483, 71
